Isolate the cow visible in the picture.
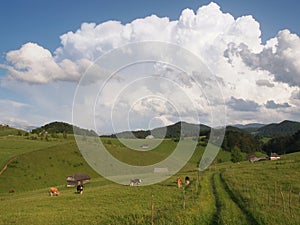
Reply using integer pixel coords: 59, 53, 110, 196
185, 176, 190, 186
8, 189, 15, 193
129, 179, 142, 186
77, 184, 83, 194
176, 177, 183, 188
49, 187, 60, 196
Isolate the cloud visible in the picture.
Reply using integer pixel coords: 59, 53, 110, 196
265, 100, 291, 109
291, 90, 300, 100
0, 2, 299, 130
227, 97, 260, 112
256, 79, 274, 87
1, 43, 92, 83
225, 30, 300, 87
1, 2, 264, 84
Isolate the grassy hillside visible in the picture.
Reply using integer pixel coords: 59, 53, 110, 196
0, 140, 100, 192
0, 135, 228, 224
0, 125, 27, 136
222, 153, 300, 224
0, 135, 71, 170
0, 135, 299, 224
0, 136, 230, 192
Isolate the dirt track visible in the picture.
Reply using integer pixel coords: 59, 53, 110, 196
0, 157, 17, 175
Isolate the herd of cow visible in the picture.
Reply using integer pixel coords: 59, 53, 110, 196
48, 176, 190, 196
49, 184, 83, 196
8, 176, 190, 196
176, 176, 190, 188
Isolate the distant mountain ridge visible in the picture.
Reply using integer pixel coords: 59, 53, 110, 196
233, 123, 266, 134
6, 119, 300, 139
257, 120, 300, 137
106, 121, 211, 139
102, 120, 300, 138
233, 123, 265, 129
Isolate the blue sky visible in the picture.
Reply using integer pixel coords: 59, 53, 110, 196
0, 0, 299, 54
0, 0, 300, 131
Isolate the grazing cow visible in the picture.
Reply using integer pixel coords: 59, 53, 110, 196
176, 177, 183, 188
49, 187, 60, 196
77, 184, 83, 194
130, 179, 142, 186
185, 176, 190, 185
9, 189, 15, 193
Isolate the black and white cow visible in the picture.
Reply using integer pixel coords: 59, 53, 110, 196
129, 179, 142, 186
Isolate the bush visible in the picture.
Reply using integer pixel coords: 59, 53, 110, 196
231, 146, 243, 163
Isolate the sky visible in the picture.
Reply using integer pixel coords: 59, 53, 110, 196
0, 0, 300, 133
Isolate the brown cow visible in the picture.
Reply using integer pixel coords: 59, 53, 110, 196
176, 177, 183, 188
49, 187, 60, 196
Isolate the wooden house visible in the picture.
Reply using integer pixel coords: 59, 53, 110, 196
269, 153, 280, 160
66, 173, 90, 187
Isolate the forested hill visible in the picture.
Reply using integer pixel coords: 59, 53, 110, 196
31, 121, 97, 136
107, 121, 211, 139
221, 126, 261, 154
257, 120, 300, 137
263, 130, 300, 155
233, 123, 265, 133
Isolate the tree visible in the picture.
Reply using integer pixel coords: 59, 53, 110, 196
231, 146, 243, 163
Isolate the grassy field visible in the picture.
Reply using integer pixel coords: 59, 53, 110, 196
0, 135, 299, 224
0, 135, 72, 170
222, 153, 300, 225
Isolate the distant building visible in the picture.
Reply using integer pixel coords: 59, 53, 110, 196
248, 156, 268, 163
145, 135, 154, 139
269, 153, 280, 160
66, 174, 90, 187
140, 144, 149, 149
38, 130, 48, 136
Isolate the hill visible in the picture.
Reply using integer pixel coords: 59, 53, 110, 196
257, 120, 300, 137
31, 121, 98, 136
221, 126, 262, 154
0, 124, 27, 136
0, 134, 299, 224
233, 123, 266, 133
263, 129, 300, 154
107, 121, 211, 139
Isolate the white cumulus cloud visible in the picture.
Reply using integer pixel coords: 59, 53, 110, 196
1, 2, 300, 129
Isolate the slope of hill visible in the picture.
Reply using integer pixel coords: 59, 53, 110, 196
31, 121, 98, 136
0, 124, 27, 136
263, 129, 300, 154
0, 135, 299, 224
257, 120, 300, 137
221, 126, 262, 154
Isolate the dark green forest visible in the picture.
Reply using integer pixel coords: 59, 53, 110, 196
28, 120, 300, 157
31, 121, 97, 136
263, 130, 300, 154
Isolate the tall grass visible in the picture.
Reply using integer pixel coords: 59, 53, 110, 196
221, 154, 300, 224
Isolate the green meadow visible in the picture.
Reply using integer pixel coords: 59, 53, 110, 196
0, 135, 299, 224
